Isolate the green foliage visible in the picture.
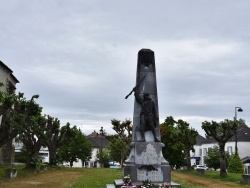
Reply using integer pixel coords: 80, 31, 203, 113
43, 117, 73, 166
16, 94, 47, 169
202, 119, 235, 177
204, 145, 230, 170
31, 157, 43, 174
227, 152, 244, 174
15, 146, 28, 163
106, 118, 132, 167
96, 148, 110, 167
237, 118, 247, 128
160, 120, 185, 169
161, 116, 198, 169
202, 119, 235, 143
0, 89, 22, 148
57, 126, 91, 167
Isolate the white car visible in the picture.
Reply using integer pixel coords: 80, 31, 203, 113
194, 165, 208, 170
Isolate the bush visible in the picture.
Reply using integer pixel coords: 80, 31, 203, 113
227, 153, 244, 174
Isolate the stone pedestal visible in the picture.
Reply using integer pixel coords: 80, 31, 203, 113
242, 174, 250, 184
124, 142, 171, 183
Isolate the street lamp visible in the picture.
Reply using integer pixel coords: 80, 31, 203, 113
234, 107, 243, 154
99, 126, 104, 167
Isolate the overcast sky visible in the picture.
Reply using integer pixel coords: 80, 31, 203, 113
1, 1, 250, 136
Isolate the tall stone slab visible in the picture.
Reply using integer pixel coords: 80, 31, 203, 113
123, 49, 171, 184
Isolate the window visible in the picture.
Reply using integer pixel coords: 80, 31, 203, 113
203, 148, 207, 156
227, 146, 233, 155
199, 149, 202, 156
39, 153, 48, 157
6, 80, 16, 94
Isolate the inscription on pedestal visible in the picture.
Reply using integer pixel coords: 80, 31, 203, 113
137, 167, 163, 182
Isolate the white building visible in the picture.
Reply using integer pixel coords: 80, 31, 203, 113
85, 131, 110, 168
191, 126, 250, 166
61, 131, 110, 168
0, 60, 19, 165
14, 139, 50, 163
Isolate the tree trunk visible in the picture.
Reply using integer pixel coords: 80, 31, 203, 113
70, 160, 73, 167
185, 147, 191, 170
48, 145, 57, 165
120, 156, 124, 168
26, 152, 34, 169
219, 143, 227, 176
25, 140, 42, 169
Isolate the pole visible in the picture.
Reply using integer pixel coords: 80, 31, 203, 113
234, 107, 238, 154
100, 127, 103, 167
234, 107, 243, 154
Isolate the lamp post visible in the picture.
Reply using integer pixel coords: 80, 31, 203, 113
234, 107, 243, 154
99, 126, 104, 167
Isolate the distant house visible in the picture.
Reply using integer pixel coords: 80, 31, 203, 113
85, 131, 110, 168
0, 60, 19, 165
62, 131, 110, 168
190, 126, 250, 166
14, 139, 50, 163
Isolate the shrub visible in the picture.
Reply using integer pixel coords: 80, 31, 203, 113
227, 153, 244, 174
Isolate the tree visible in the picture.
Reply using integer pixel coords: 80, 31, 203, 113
237, 118, 247, 128
106, 118, 132, 167
43, 116, 73, 165
204, 145, 230, 171
107, 138, 125, 164
202, 119, 235, 176
17, 94, 47, 169
175, 119, 198, 170
96, 147, 110, 168
160, 117, 185, 169
160, 116, 198, 170
57, 126, 91, 167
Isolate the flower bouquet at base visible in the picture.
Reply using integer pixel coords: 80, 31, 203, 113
122, 175, 136, 188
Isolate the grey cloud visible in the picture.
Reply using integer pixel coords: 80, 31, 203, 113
1, 0, 250, 135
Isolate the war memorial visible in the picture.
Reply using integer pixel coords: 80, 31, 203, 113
107, 49, 181, 187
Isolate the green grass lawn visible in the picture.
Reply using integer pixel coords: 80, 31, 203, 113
175, 169, 243, 184
71, 168, 122, 188
1, 166, 249, 188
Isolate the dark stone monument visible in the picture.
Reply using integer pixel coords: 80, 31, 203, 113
123, 49, 171, 184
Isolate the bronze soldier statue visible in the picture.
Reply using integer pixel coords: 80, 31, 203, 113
133, 87, 159, 142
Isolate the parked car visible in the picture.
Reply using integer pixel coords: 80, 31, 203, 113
193, 165, 209, 170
